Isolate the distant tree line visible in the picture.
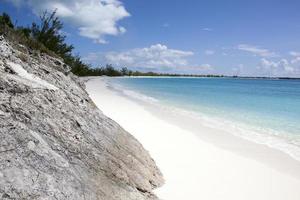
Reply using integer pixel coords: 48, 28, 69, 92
0, 11, 224, 77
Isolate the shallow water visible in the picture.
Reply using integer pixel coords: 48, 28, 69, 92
108, 77, 300, 160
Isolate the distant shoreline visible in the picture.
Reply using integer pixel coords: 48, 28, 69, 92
86, 74, 300, 80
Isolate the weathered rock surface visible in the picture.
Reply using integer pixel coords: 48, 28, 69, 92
0, 35, 164, 200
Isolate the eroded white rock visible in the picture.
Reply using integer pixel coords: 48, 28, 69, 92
0, 36, 164, 200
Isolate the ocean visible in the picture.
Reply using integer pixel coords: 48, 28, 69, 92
107, 77, 300, 161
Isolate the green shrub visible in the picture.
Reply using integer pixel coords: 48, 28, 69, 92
0, 12, 14, 28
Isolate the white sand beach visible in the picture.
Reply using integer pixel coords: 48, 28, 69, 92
86, 77, 300, 200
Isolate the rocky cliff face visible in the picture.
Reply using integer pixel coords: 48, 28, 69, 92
0, 35, 164, 200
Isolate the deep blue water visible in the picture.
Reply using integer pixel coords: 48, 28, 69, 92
109, 77, 300, 159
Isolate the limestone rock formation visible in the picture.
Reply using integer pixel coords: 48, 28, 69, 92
0, 35, 164, 200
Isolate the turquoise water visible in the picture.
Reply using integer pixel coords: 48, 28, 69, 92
109, 77, 300, 159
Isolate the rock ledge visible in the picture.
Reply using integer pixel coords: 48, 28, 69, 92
0, 35, 164, 200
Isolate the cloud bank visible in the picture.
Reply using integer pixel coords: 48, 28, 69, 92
257, 58, 299, 77
290, 51, 300, 64
9, 0, 130, 43
84, 44, 198, 70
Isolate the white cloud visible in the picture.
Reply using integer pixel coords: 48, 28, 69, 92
290, 51, 300, 64
290, 51, 300, 57
204, 50, 215, 55
258, 58, 297, 76
202, 28, 213, 31
237, 44, 277, 57
259, 58, 279, 71
9, 0, 130, 43
291, 57, 300, 64
84, 44, 195, 70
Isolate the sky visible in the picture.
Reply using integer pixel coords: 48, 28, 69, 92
1, 0, 300, 77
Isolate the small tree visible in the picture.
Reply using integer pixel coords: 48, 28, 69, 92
0, 12, 14, 28
121, 67, 129, 76
30, 10, 73, 59
17, 27, 31, 38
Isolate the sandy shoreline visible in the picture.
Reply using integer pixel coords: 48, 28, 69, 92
86, 77, 300, 200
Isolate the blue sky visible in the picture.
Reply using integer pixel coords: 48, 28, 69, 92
1, 0, 300, 76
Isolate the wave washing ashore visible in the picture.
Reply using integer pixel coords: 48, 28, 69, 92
86, 77, 300, 200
